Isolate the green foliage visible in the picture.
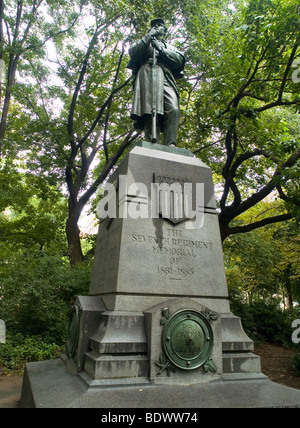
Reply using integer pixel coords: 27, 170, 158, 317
0, 252, 92, 343
230, 299, 300, 347
1, 0, 299, 258
226, 204, 300, 349
225, 202, 300, 306
177, 0, 300, 236
0, 173, 68, 253
0, 334, 62, 374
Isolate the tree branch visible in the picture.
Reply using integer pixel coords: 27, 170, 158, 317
13, 0, 23, 44
0, 0, 4, 52
67, 25, 100, 150
225, 213, 293, 236
78, 130, 139, 211
25, 8, 80, 52
252, 44, 299, 113
103, 43, 126, 162
78, 76, 132, 148
192, 138, 225, 154
223, 146, 300, 222
220, 122, 238, 210
19, 0, 44, 48
254, 98, 300, 113
278, 43, 298, 103
221, 45, 269, 116
230, 149, 281, 177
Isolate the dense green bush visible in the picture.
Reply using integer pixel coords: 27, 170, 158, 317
0, 334, 62, 373
0, 252, 92, 372
230, 298, 300, 347
0, 251, 92, 344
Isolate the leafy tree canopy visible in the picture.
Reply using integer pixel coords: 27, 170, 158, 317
0, 0, 299, 266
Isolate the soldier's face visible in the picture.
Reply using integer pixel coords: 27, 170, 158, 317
153, 23, 166, 38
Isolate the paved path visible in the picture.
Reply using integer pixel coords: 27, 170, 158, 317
0, 376, 22, 408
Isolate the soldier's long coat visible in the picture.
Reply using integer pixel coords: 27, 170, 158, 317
128, 35, 185, 130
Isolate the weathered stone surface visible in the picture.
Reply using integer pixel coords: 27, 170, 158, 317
21, 358, 300, 408
220, 313, 262, 377
89, 311, 147, 355
84, 352, 148, 380
90, 143, 229, 313
65, 296, 105, 372
221, 313, 254, 352
82, 310, 148, 380
222, 352, 261, 375
134, 140, 194, 157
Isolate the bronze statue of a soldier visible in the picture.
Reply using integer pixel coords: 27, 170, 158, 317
128, 18, 185, 146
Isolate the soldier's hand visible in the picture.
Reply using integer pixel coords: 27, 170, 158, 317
148, 27, 159, 37
149, 26, 165, 38
151, 38, 163, 52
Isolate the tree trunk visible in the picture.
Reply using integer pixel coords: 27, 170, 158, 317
66, 216, 83, 267
219, 216, 230, 243
0, 55, 18, 153
284, 264, 293, 310
66, 199, 84, 266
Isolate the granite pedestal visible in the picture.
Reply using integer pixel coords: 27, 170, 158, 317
21, 142, 300, 408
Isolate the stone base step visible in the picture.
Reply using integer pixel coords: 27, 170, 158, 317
84, 351, 148, 380
88, 311, 147, 355
223, 352, 261, 374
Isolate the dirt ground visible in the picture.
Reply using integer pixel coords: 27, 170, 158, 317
0, 342, 299, 408
0, 374, 22, 408
254, 342, 300, 390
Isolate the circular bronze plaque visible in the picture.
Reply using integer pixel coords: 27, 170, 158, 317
162, 310, 214, 370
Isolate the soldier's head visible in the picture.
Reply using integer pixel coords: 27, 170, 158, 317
150, 18, 168, 37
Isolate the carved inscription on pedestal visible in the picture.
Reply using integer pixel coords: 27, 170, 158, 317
131, 228, 213, 281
